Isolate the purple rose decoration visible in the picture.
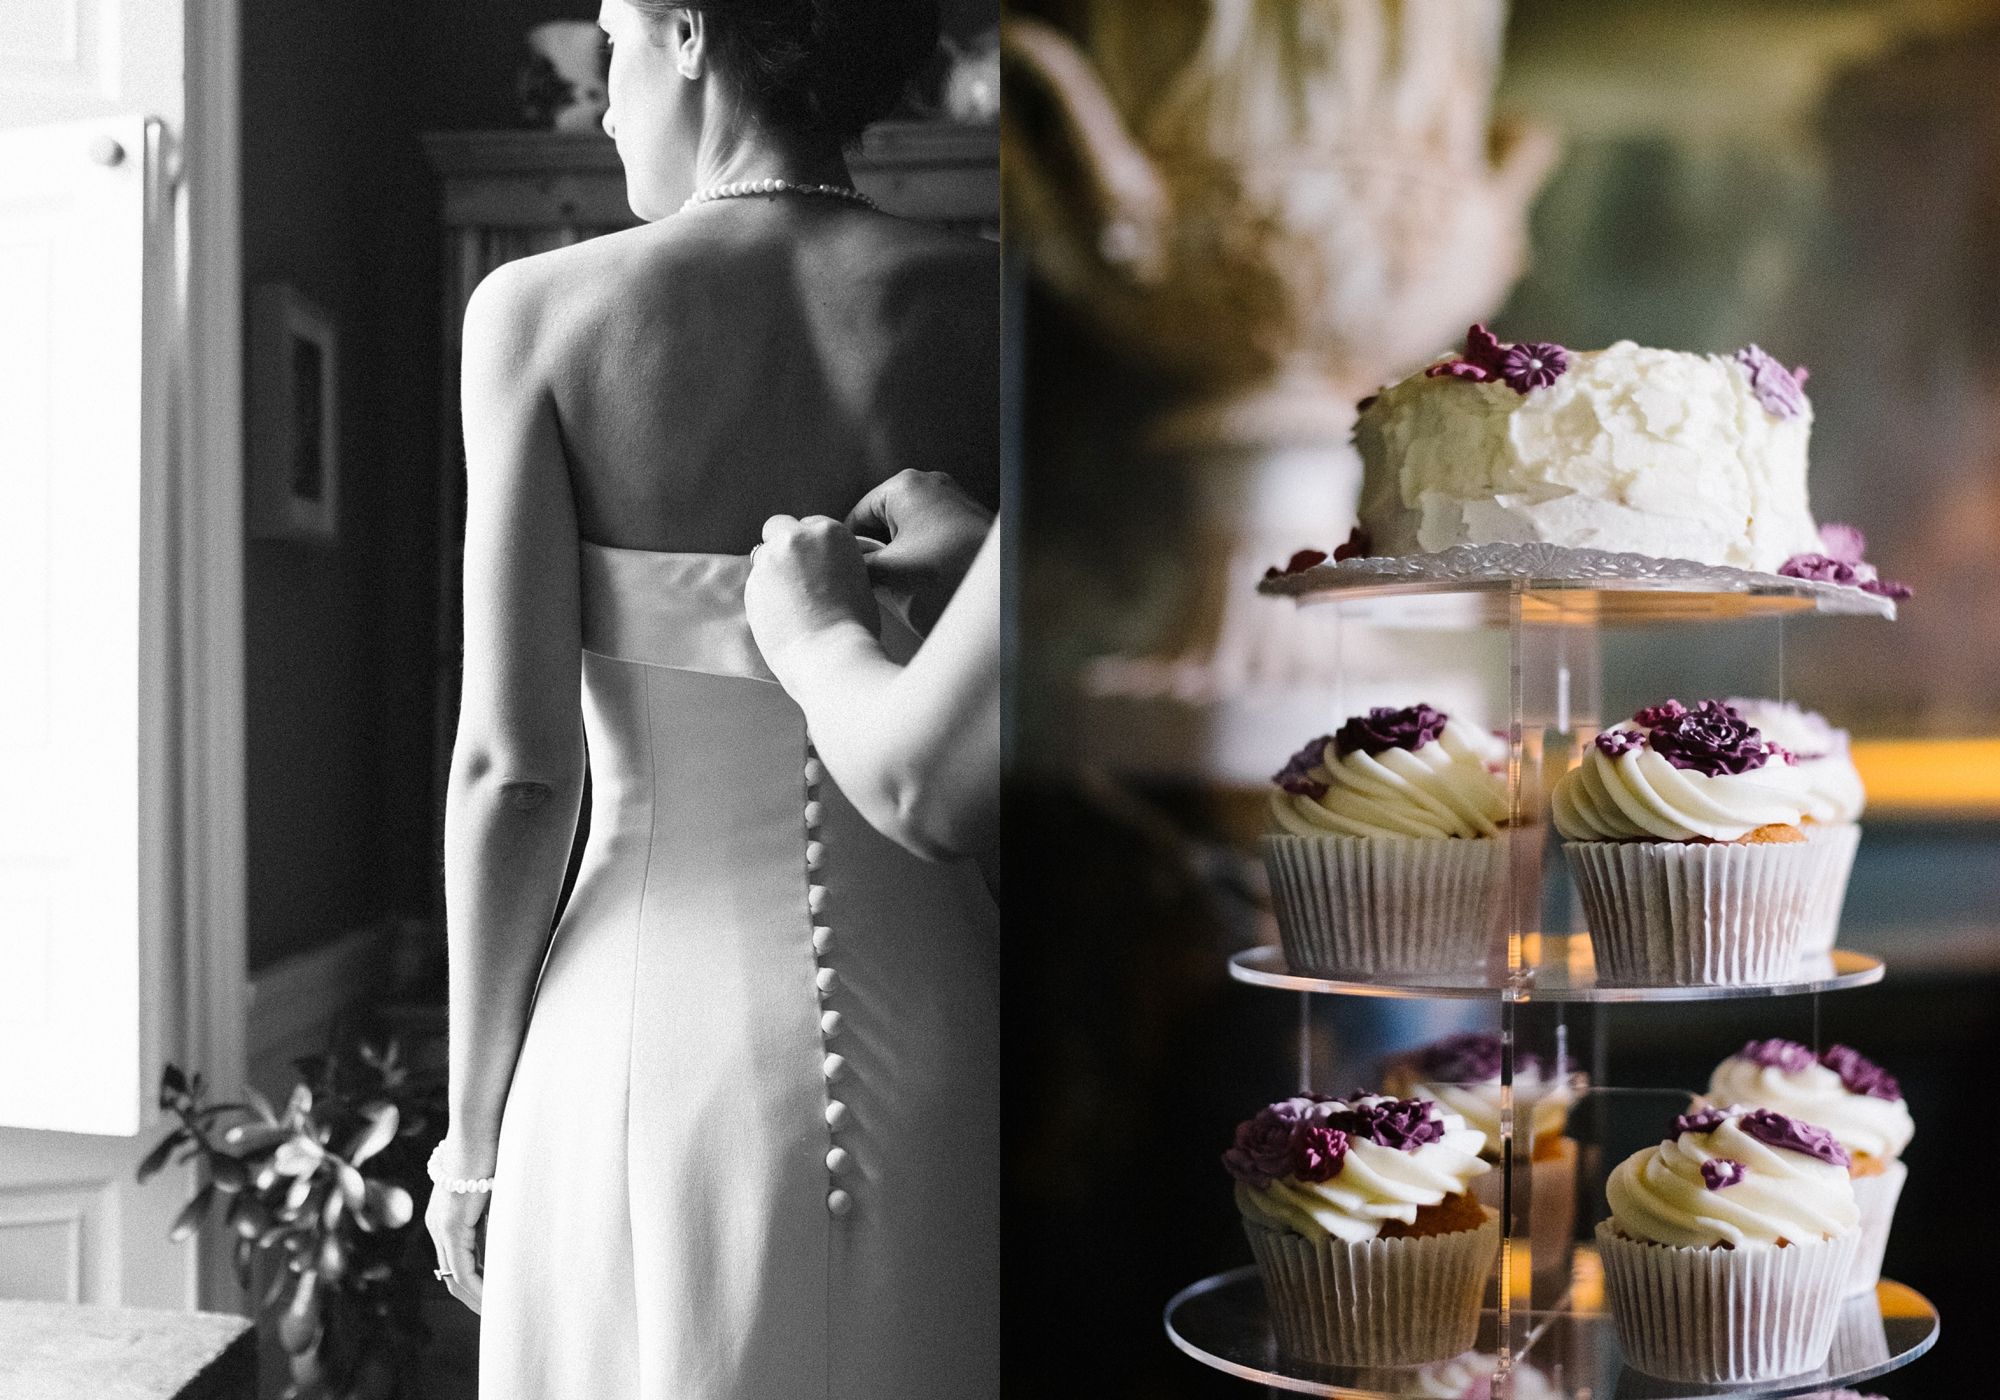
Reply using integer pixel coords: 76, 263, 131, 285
1779, 524, 1912, 600
1819, 523, 1868, 565
1674, 1106, 1729, 1137
1334, 704, 1450, 758
1633, 700, 1689, 729
1223, 1102, 1311, 1187
1700, 1157, 1749, 1191
1501, 341, 1568, 393
1643, 699, 1783, 777
1739, 1108, 1853, 1168
1292, 1123, 1351, 1183
1273, 736, 1334, 800
1594, 728, 1645, 758
1332, 526, 1373, 562
1819, 1044, 1902, 1102
1734, 344, 1811, 420
1325, 1096, 1448, 1152
1410, 1031, 1545, 1084
1262, 548, 1328, 582
1739, 1037, 1817, 1074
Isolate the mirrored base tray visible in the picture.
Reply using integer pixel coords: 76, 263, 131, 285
1229, 941, 1885, 1003
1255, 543, 1898, 627
1166, 1258, 1937, 1399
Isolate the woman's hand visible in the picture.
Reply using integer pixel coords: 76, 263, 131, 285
848, 470, 994, 636
425, 1141, 494, 1314
746, 515, 881, 680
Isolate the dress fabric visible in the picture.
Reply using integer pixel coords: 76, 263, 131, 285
480, 543, 999, 1400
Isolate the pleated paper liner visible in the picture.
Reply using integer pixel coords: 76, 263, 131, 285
1243, 1210, 1500, 1368
1797, 822, 1862, 957
1594, 1220, 1859, 1383
1848, 1158, 1907, 1297
1261, 834, 1503, 977
1565, 836, 1843, 985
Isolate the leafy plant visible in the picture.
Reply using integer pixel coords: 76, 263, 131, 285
142, 1041, 446, 1400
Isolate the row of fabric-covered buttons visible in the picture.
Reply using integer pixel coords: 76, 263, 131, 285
806, 745, 853, 1218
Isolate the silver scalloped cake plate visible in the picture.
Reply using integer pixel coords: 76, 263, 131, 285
1256, 543, 1898, 626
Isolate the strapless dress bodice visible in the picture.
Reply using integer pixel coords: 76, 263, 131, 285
580, 541, 776, 683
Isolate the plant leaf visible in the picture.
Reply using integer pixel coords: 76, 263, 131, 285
285, 1176, 315, 1212
136, 1130, 186, 1184
344, 1103, 398, 1167
277, 1269, 320, 1354
283, 1083, 313, 1125
274, 1136, 324, 1178
224, 1123, 294, 1156
370, 1182, 414, 1231
169, 1184, 215, 1243
335, 1162, 367, 1213
245, 1085, 279, 1125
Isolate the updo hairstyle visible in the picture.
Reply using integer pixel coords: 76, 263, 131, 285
630, 0, 940, 145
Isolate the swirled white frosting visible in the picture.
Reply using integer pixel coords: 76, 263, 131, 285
1606, 1115, 1859, 1248
1236, 1107, 1491, 1244
1355, 340, 1821, 573
1551, 724, 1814, 842
1271, 723, 1509, 840
1383, 1060, 1576, 1159
1727, 698, 1865, 824
1706, 1056, 1913, 1161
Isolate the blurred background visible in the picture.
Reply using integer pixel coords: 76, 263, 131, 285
1004, 0, 2000, 1396
0, 3, 993, 1396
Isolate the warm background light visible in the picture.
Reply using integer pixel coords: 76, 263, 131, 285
1851, 740, 2000, 817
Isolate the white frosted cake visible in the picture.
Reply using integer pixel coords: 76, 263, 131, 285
1354, 327, 1823, 573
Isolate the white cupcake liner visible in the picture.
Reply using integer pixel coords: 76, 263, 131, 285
1261, 834, 1502, 977
1827, 1287, 1893, 1374
1594, 1220, 1858, 1383
1846, 1158, 1906, 1297
1244, 1210, 1500, 1368
1472, 1138, 1578, 1308
1565, 838, 1842, 986
1797, 823, 1862, 957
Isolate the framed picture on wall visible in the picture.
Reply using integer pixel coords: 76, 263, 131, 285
250, 283, 340, 543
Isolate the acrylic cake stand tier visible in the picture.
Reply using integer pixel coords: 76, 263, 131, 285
1228, 942, 1886, 1003
1165, 1260, 1939, 1400
1255, 543, 1900, 626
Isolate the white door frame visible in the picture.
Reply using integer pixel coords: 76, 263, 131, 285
181, 0, 249, 1313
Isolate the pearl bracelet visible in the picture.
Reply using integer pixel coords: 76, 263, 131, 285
428, 1143, 495, 1194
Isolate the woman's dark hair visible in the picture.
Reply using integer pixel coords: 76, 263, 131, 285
634, 0, 940, 145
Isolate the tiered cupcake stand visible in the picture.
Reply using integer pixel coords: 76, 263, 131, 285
1164, 546, 1940, 1399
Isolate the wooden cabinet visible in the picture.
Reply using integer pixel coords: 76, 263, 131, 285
420, 123, 999, 892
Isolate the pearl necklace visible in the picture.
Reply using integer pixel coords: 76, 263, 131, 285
680, 178, 878, 214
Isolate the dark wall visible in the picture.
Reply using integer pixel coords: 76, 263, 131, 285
242, 1, 443, 969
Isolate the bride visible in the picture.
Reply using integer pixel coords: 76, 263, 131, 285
423, 2, 999, 1396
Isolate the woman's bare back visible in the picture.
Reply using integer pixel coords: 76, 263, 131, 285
509, 201, 998, 555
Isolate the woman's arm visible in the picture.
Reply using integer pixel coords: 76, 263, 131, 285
430, 260, 587, 1311
748, 519, 1000, 875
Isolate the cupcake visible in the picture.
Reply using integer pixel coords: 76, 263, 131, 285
1383, 1032, 1579, 1303
1706, 1039, 1913, 1296
1263, 705, 1510, 976
1552, 699, 1840, 984
1726, 699, 1865, 955
1595, 1104, 1860, 1383
1226, 1093, 1499, 1366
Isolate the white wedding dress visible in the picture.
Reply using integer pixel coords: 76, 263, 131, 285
480, 542, 999, 1399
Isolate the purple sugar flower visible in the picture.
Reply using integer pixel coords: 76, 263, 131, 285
1779, 527, 1912, 600
1273, 736, 1334, 800
1644, 699, 1782, 776
1633, 700, 1689, 729
1739, 1037, 1817, 1074
1425, 324, 1570, 396
1501, 341, 1569, 393
1331, 526, 1373, 562
1700, 1158, 1749, 1191
1334, 704, 1450, 758
1263, 548, 1329, 582
1292, 1123, 1352, 1183
1819, 1045, 1902, 1102
1595, 728, 1645, 758
1739, 1108, 1853, 1168
1223, 1101, 1314, 1187
1324, 1096, 1448, 1152
1735, 344, 1811, 420
1674, 1106, 1729, 1137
